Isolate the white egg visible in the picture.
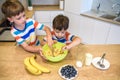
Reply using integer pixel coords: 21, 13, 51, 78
76, 61, 82, 68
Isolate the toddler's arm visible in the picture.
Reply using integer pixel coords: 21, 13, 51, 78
63, 36, 81, 50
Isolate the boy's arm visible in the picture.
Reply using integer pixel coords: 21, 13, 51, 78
43, 25, 53, 46
20, 42, 42, 53
33, 20, 53, 46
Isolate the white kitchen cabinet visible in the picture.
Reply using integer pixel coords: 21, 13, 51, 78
64, 0, 93, 15
64, 0, 96, 44
65, 11, 112, 44
64, 12, 94, 44
106, 24, 120, 44
91, 20, 111, 44
64, 0, 81, 15
76, 16, 120, 44
64, 12, 81, 35
34, 11, 50, 23
78, 16, 95, 44
64, 0, 120, 44
50, 11, 64, 23
34, 10, 64, 35
79, 16, 111, 44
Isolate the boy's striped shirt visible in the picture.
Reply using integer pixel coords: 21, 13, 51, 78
11, 18, 44, 46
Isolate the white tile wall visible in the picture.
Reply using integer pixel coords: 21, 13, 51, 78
91, 0, 120, 15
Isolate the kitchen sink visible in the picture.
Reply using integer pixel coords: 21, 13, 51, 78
113, 17, 120, 22
98, 13, 120, 22
99, 14, 116, 20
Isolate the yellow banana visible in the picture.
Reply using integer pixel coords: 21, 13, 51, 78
24, 57, 42, 75
29, 55, 50, 73
25, 66, 42, 75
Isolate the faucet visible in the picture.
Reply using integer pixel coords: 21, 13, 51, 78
112, 3, 120, 17
97, 3, 101, 13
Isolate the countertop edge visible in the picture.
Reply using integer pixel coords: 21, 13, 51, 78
33, 5, 64, 11
80, 11, 120, 25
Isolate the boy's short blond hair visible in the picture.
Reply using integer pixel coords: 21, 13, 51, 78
1, 0, 25, 18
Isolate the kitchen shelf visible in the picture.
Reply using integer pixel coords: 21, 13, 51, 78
33, 5, 63, 11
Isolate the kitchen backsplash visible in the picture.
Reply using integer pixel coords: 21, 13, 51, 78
31, 0, 59, 5
91, 0, 120, 15
0, 0, 60, 21
1, 0, 120, 21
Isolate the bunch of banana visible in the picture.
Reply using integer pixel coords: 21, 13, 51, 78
24, 55, 50, 75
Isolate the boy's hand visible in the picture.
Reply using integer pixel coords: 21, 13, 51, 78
62, 45, 71, 50
47, 36, 54, 46
43, 25, 53, 46
39, 48, 48, 60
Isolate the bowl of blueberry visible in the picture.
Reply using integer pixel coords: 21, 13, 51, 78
59, 64, 78, 80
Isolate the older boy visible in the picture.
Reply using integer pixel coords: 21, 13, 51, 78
1, 0, 53, 55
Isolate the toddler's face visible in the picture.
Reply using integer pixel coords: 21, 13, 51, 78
54, 29, 66, 39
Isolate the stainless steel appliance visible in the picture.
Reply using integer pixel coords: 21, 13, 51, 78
0, 20, 15, 42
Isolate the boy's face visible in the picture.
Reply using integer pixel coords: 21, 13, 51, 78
54, 29, 66, 38
8, 12, 26, 27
